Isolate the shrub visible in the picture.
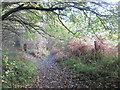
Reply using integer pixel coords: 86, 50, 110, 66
59, 55, 119, 88
67, 38, 90, 56
2, 52, 37, 88
66, 37, 118, 59
58, 36, 119, 88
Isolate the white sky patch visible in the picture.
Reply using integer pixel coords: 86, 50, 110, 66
41, 0, 120, 3
97, 0, 119, 4
103, 0, 119, 3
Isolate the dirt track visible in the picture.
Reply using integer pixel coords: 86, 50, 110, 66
25, 53, 87, 88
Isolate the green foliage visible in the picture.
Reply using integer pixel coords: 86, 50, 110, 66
2, 2, 118, 42
59, 55, 120, 88
45, 12, 72, 40
24, 31, 37, 40
2, 52, 37, 88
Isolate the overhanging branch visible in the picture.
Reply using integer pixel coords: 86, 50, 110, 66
2, 2, 116, 20
2, 4, 64, 20
57, 15, 76, 35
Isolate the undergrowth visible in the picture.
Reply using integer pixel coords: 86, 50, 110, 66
59, 55, 120, 88
2, 51, 37, 88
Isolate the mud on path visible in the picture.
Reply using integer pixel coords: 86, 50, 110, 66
25, 53, 87, 88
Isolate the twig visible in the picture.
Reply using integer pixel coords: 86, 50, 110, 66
83, 10, 104, 44
57, 14, 76, 35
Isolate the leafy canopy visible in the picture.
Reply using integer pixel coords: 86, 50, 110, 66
2, 1, 118, 41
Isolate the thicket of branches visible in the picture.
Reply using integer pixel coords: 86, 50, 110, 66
2, 1, 118, 41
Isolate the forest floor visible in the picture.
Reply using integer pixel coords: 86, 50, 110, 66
25, 53, 88, 88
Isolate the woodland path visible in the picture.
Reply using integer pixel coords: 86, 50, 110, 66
25, 53, 87, 88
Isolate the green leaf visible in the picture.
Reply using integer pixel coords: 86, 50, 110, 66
30, 2, 37, 8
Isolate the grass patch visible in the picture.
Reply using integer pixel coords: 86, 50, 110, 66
58, 55, 120, 88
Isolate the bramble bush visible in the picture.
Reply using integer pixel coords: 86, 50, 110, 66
2, 51, 37, 88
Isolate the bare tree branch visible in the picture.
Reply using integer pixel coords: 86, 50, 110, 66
96, 15, 109, 30
82, 10, 104, 44
57, 14, 76, 35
